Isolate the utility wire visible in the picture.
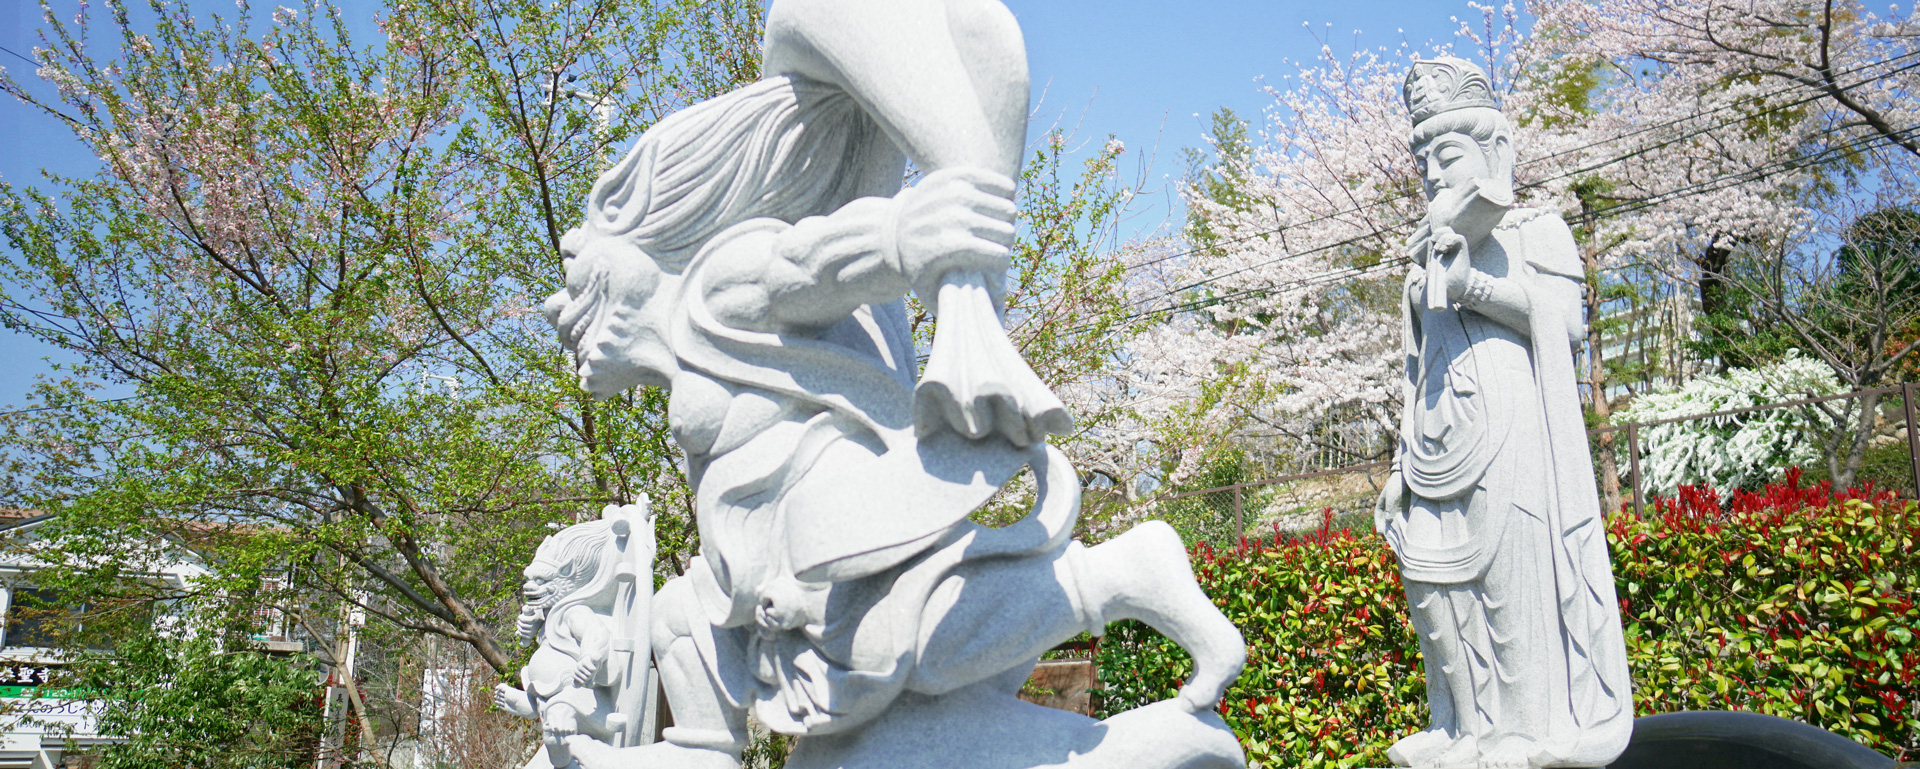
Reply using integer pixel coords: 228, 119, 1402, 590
1207, 124, 1913, 315
1101, 121, 1920, 331
0, 396, 142, 419
1514, 48, 1920, 170
0, 45, 38, 69
1131, 125, 1917, 327
1125, 49, 1920, 283
1119, 72, 1920, 318
1161, 53, 1920, 293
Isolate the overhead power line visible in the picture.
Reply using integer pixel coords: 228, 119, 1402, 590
1126, 49, 1920, 286
1102, 120, 1920, 332
0, 396, 142, 419
0, 45, 39, 69
1516, 48, 1920, 170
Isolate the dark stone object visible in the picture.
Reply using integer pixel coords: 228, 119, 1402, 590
1609, 710, 1895, 769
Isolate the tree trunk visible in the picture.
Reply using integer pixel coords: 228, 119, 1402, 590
1696, 238, 1735, 320
1836, 389, 1882, 489
1583, 243, 1623, 515
343, 484, 518, 678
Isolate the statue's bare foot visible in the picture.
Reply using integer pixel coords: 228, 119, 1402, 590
493, 684, 536, 719
1086, 521, 1246, 711
1431, 734, 1480, 769
566, 736, 742, 769
1476, 736, 1535, 769
1387, 727, 1455, 767
1388, 729, 1483, 769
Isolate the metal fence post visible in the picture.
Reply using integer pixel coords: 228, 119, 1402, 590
1232, 486, 1244, 546
1904, 381, 1919, 500
1626, 421, 1644, 516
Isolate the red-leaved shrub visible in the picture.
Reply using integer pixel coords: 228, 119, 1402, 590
1098, 470, 1919, 768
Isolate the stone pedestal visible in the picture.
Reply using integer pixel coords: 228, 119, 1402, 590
786, 676, 1242, 769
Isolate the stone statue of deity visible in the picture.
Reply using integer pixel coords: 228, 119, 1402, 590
496, 504, 655, 767
1374, 57, 1634, 769
520, 1, 1249, 768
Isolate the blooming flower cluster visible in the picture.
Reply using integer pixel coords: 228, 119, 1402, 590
1616, 351, 1845, 495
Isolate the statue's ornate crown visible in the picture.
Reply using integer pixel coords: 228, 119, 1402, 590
1404, 57, 1498, 125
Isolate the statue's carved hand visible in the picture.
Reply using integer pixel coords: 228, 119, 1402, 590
1425, 177, 1509, 245
516, 604, 543, 644
1432, 226, 1473, 303
1426, 182, 1478, 230
893, 167, 1016, 301
1375, 471, 1406, 537
572, 656, 600, 687
1436, 229, 1474, 301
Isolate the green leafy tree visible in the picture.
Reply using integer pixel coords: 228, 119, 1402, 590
1004, 131, 1157, 509
0, 0, 757, 759
959, 129, 1168, 535
43, 635, 325, 769
1182, 108, 1255, 231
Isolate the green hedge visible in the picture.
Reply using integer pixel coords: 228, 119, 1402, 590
1096, 470, 1920, 767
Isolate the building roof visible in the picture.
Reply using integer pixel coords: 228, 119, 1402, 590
0, 511, 53, 535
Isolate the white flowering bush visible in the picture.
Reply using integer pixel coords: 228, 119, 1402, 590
1615, 352, 1843, 495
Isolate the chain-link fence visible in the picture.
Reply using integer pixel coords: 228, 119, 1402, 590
1599, 381, 1920, 514
1121, 383, 1920, 549
1126, 462, 1393, 548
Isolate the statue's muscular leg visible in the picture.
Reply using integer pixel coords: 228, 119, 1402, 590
651, 577, 749, 755
1074, 521, 1246, 710
914, 521, 1244, 712
565, 577, 745, 769
542, 702, 582, 768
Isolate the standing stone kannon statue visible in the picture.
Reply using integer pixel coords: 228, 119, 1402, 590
498, 1, 1250, 768
1374, 57, 1634, 769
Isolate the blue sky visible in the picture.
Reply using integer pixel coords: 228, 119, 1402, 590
0, 0, 1475, 409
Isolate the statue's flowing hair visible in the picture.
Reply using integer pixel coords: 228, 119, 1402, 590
532, 520, 620, 607
576, 76, 891, 270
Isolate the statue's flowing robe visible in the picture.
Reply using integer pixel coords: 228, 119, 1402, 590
665, 220, 1079, 736
1384, 208, 1633, 766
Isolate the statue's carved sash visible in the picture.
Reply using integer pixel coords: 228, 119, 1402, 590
1403, 309, 1511, 501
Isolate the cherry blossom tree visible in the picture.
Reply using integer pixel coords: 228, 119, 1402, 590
1124, 23, 1592, 496
1532, 0, 1920, 486
1130, 0, 1912, 510
1128, 49, 1415, 492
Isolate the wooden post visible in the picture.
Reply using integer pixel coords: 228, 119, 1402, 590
1904, 382, 1920, 500
1232, 486, 1244, 547
1626, 422, 1644, 516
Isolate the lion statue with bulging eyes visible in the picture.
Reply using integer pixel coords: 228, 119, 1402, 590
494, 515, 632, 769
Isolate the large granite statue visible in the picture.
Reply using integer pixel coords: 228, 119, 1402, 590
1374, 57, 1634, 769
503, 1, 1249, 768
